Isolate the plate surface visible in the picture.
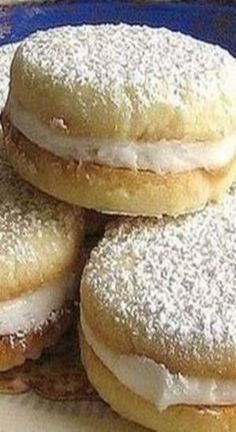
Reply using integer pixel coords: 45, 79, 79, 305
0, 0, 235, 55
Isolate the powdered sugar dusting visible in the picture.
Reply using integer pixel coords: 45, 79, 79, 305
0, 146, 82, 295
0, 153, 77, 257
83, 187, 236, 362
0, 43, 19, 113
0, 42, 83, 293
18, 24, 235, 111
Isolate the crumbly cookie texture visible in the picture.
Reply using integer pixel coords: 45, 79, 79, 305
82, 185, 236, 375
11, 24, 236, 140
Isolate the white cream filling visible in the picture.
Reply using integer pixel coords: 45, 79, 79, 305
8, 98, 236, 174
0, 275, 76, 336
81, 311, 236, 411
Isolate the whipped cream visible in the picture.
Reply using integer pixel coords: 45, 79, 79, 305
81, 311, 236, 411
8, 98, 236, 174
0, 274, 76, 336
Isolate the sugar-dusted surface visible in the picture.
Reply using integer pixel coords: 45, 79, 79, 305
0, 43, 19, 113
17, 24, 234, 108
0, 43, 83, 290
83, 187, 236, 368
0, 153, 74, 258
0, 144, 83, 300
18, 24, 235, 110
3, 159, 50, 238
12, 24, 236, 141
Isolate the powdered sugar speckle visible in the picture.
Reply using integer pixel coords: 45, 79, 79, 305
83, 187, 236, 363
0, 43, 19, 113
0, 43, 82, 272
0, 153, 78, 262
18, 24, 235, 112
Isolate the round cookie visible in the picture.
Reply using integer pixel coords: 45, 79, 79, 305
80, 186, 236, 431
3, 24, 236, 216
0, 147, 85, 371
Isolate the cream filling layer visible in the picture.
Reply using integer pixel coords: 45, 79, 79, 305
0, 275, 76, 336
81, 312, 236, 411
8, 98, 236, 174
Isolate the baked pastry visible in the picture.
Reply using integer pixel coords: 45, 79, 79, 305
3, 24, 236, 216
0, 147, 84, 372
80, 188, 236, 431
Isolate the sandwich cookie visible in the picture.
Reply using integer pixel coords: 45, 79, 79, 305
3, 24, 236, 216
81, 188, 236, 432
0, 149, 84, 372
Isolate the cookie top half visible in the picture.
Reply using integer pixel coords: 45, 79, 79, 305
0, 145, 84, 301
8, 24, 236, 142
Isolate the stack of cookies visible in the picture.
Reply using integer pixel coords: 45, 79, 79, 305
2, 23, 236, 432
